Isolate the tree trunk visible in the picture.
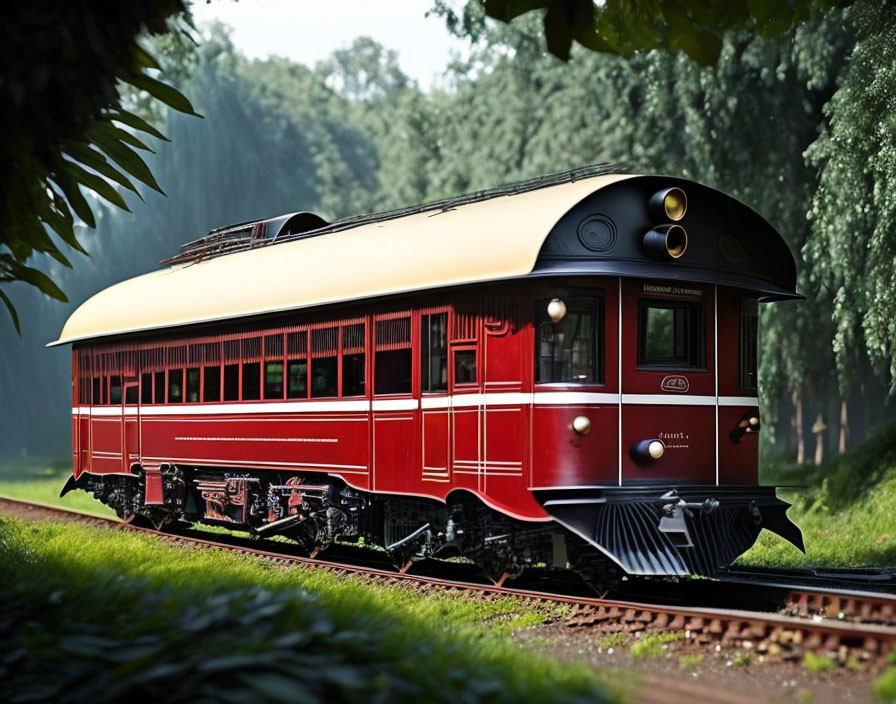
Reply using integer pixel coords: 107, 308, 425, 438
794, 388, 805, 465
815, 430, 824, 466
838, 397, 848, 454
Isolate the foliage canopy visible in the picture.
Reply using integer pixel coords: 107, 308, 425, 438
435, 0, 853, 63
0, 1, 198, 331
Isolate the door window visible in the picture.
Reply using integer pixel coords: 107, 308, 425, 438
638, 300, 704, 369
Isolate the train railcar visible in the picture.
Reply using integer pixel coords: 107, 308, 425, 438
52, 166, 804, 583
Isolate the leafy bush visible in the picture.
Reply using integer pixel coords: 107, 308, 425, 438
0, 517, 614, 704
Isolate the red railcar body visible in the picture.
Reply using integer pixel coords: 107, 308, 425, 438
57, 168, 804, 579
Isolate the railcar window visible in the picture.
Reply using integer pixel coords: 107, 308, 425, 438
638, 300, 704, 369
311, 327, 338, 398
740, 298, 759, 390
287, 360, 308, 398
264, 334, 284, 400
536, 295, 604, 384
265, 362, 283, 399
286, 331, 308, 399
421, 313, 448, 392
241, 337, 262, 400
141, 373, 152, 403
223, 364, 240, 401
92, 377, 101, 405
154, 371, 165, 404
168, 369, 183, 403
125, 384, 138, 404
110, 375, 122, 404
186, 368, 200, 402
203, 365, 221, 402
242, 362, 261, 400
454, 349, 477, 384
375, 317, 412, 395
342, 323, 365, 397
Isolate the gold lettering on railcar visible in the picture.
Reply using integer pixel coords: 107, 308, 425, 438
642, 283, 703, 298
657, 431, 690, 449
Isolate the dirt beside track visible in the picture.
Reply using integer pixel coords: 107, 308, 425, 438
514, 621, 883, 704
0, 496, 886, 704
0, 497, 111, 523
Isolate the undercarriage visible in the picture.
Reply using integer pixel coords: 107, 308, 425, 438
62, 467, 617, 588
62, 468, 800, 584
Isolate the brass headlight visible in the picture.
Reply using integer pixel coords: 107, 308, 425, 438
642, 224, 688, 261
650, 187, 688, 221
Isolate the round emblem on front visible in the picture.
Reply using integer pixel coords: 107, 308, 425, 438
718, 232, 747, 267
577, 215, 617, 252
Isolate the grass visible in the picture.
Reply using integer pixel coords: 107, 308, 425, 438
873, 652, 896, 703
730, 652, 753, 667
0, 456, 115, 516
803, 652, 837, 672
679, 654, 703, 668
629, 632, 683, 659
740, 416, 896, 568
596, 633, 627, 651
0, 515, 616, 703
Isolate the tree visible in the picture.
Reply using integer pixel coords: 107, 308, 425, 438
0, 1, 199, 331
433, 0, 853, 64
804, 0, 896, 394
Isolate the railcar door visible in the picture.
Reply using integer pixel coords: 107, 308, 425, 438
122, 377, 140, 473
420, 309, 451, 485
449, 339, 481, 492
619, 279, 716, 484
481, 309, 527, 505
89, 371, 123, 474
371, 312, 417, 492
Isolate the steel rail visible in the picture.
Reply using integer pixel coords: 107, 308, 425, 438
2, 495, 894, 663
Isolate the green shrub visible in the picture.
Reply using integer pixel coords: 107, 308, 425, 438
0, 517, 614, 704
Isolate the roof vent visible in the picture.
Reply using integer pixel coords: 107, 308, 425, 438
162, 211, 330, 265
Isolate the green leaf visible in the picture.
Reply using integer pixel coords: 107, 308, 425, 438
678, 28, 723, 65
108, 109, 169, 142
89, 119, 153, 152
0, 288, 21, 334
44, 189, 89, 255
46, 246, 72, 268
15, 264, 68, 302
484, 0, 545, 22
543, 2, 575, 61
62, 159, 131, 211
62, 142, 142, 197
51, 171, 97, 229
127, 72, 202, 117
132, 46, 162, 71
91, 128, 166, 195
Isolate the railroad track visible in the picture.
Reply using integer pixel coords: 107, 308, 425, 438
3, 495, 895, 668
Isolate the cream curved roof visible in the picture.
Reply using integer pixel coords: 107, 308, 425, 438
52, 173, 632, 346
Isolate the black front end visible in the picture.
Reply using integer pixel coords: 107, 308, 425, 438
534, 485, 804, 576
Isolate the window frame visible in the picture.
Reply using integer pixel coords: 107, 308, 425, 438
310, 324, 339, 399
374, 311, 414, 397
451, 345, 479, 388
420, 309, 449, 395
636, 298, 706, 371
739, 297, 759, 391
534, 290, 605, 386
340, 319, 366, 398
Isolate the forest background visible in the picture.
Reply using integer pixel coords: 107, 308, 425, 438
2, 0, 895, 470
